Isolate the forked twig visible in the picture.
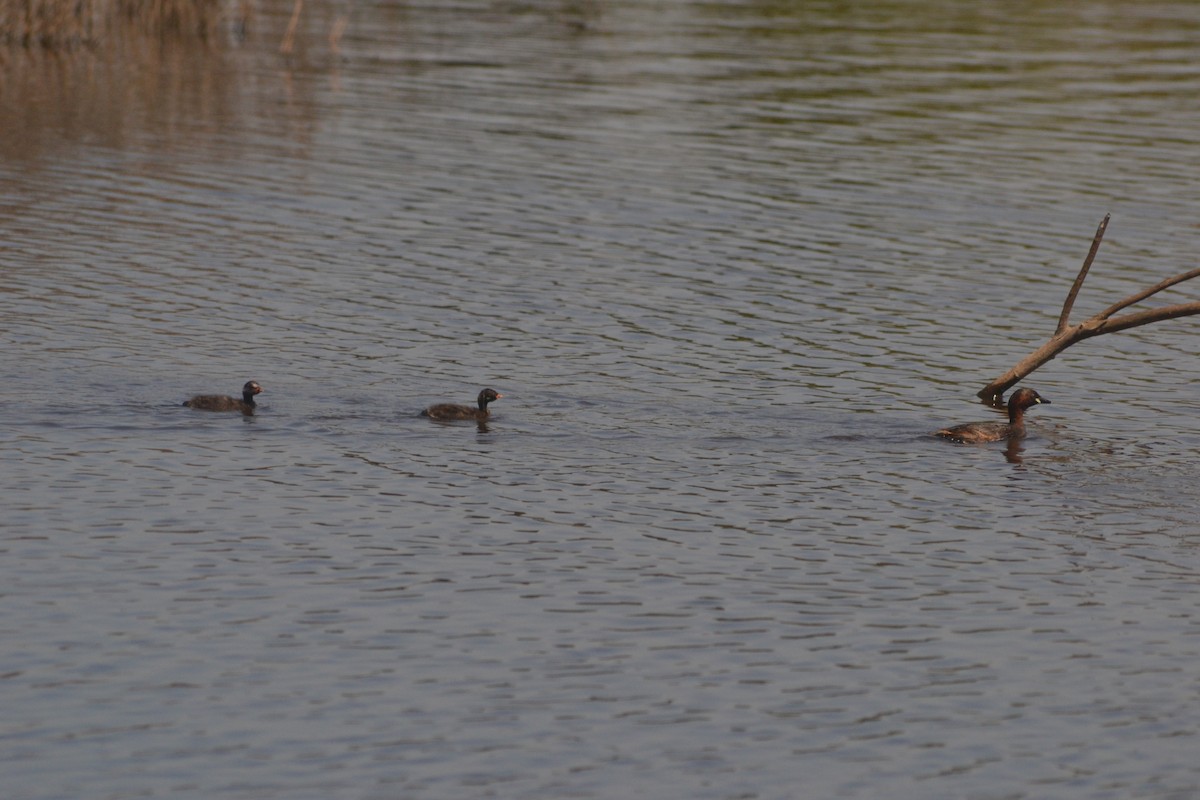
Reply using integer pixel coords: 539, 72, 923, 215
978, 216, 1200, 404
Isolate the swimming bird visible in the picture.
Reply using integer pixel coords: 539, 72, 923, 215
421, 388, 502, 421
936, 388, 1049, 443
183, 381, 263, 414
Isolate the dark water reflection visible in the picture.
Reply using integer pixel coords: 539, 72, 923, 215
4, 2, 1200, 798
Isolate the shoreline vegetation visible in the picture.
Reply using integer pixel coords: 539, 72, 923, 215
0, 0, 342, 52
0, 0, 348, 163
0, 0, 238, 46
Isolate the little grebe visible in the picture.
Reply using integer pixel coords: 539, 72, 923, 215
183, 381, 263, 414
422, 388, 503, 421
936, 388, 1049, 444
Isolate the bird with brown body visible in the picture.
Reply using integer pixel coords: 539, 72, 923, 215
421, 388, 502, 421
936, 388, 1049, 444
183, 381, 263, 414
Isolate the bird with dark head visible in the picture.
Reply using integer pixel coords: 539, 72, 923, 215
936, 388, 1049, 444
183, 381, 264, 414
421, 388, 503, 421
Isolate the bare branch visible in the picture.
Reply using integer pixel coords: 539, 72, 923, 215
1056, 213, 1110, 335
1095, 301, 1200, 335
977, 332, 1076, 404
977, 216, 1200, 404
1095, 267, 1200, 320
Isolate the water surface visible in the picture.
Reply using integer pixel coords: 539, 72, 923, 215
4, 2, 1200, 798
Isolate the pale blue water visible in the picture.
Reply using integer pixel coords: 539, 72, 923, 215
3, 2, 1200, 798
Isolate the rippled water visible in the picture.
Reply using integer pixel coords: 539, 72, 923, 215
4, 2, 1200, 798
